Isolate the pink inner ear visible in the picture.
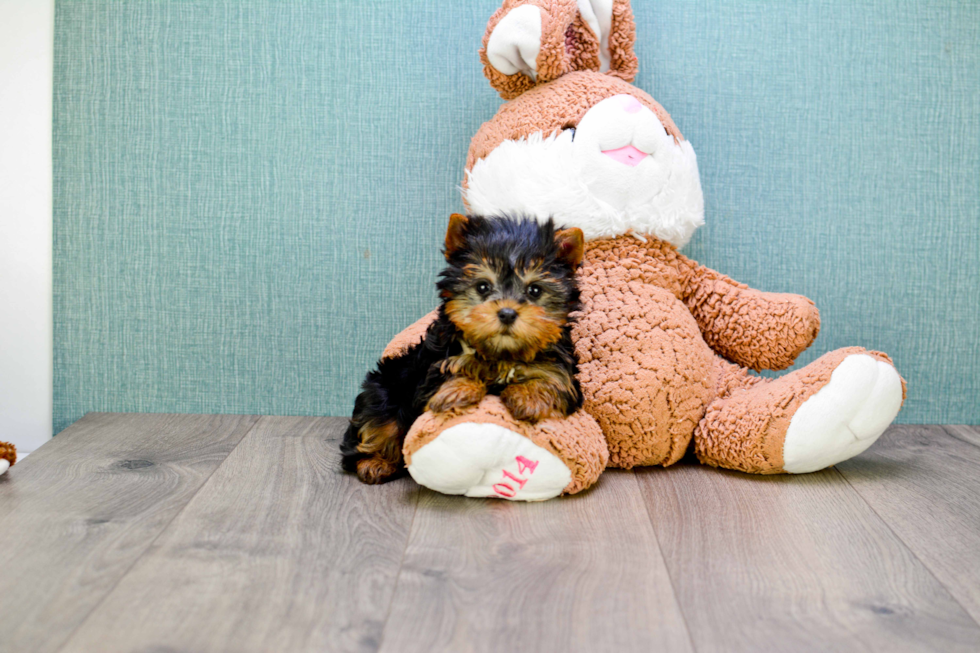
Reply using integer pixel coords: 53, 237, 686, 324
602, 144, 648, 167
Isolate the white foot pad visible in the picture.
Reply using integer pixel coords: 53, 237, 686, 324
0, 459, 8, 476
407, 423, 572, 501
783, 354, 903, 473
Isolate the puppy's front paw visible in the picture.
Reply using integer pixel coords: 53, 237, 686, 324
356, 456, 399, 484
501, 383, 561, 423
427, 377, 486, 414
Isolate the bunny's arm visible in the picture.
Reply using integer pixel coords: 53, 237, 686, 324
381, 309, 440, 361
679, 258, 821, 371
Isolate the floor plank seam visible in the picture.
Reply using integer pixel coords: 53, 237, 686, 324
50, 414, 265, 653
373, 484, 422, 653
631, 470, 700, 653
941, 425, 980, 450
832, 464, 980, 632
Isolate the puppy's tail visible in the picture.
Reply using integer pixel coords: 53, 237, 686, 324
339, 420, 363, 473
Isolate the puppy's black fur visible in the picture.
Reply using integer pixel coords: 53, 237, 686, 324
341, 215, 584, 484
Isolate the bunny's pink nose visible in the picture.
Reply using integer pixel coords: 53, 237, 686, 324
602, 144, 648, 167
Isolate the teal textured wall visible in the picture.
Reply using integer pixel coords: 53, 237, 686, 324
53, 1, 980, 433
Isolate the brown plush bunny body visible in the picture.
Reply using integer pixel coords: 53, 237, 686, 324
384, 0, 905, 500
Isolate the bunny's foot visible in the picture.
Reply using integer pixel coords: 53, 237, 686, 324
695, 348, 905, 474
404, 396, 607, 501
782, 353, 904, 473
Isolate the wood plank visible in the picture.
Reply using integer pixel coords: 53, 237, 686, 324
943, 424, 980, 449
378, 469, 693, 653
836, 425, 980, 623
60, 416, 420, 653
0, 412, 258, 653
636, 452, 980, 652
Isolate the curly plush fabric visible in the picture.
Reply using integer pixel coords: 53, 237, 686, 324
464, 71, 683, 183
481, 0, 579, 100
480, 0, 639, 100
403, 395, 608, 495
381, 309, 438, 361
682, 261, 821, 372
0, 441, 16, 468
564, 12, 601, 76
606, 0, 638, 81
695, 348, 905, 473
573, 237, 714, 467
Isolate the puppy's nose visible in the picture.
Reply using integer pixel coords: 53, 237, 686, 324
497, 308, 518, 325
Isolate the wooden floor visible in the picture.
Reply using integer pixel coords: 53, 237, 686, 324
1, 415, 979, 652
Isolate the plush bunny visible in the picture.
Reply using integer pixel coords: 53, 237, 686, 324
0, 441, 15, 476
384, 0, 905, 500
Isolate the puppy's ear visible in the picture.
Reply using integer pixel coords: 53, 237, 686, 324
555, 227, 585, 268
445, 213, 470, 259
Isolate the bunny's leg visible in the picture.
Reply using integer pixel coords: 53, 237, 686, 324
695, 348, 905, 474
403, 396, 608, 501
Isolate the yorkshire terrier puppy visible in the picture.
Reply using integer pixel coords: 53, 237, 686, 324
341, 214, 585, 484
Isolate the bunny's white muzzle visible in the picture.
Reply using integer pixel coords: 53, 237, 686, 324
464, 94, 706, 247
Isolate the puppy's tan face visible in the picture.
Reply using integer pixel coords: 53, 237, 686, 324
445, 260, 568, 359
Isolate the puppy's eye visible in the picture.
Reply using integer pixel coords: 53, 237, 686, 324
526, 284, 543, 300
476, 281, 493, 297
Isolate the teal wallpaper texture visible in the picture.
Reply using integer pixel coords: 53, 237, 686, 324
53, 1, 979, 433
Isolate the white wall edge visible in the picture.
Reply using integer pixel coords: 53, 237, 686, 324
0, 0, 55, 452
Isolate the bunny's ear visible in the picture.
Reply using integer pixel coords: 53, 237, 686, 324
480, 1, 639, 100
600, 0, 638, 82
481, 0, 580, 100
